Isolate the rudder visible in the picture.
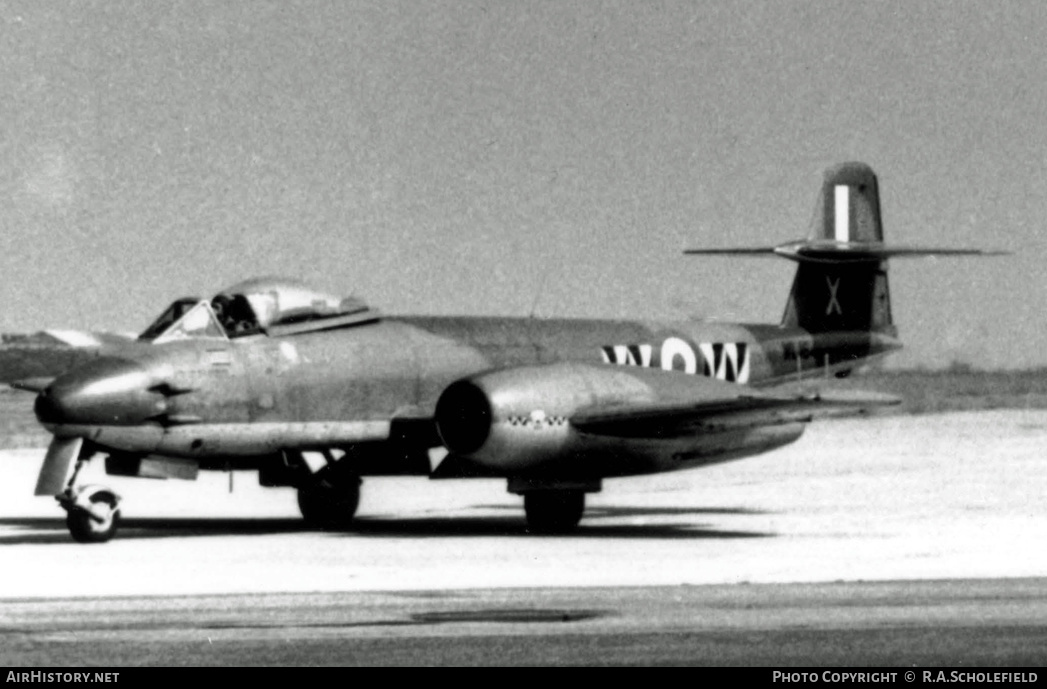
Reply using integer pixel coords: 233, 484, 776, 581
781, 261, 893, 334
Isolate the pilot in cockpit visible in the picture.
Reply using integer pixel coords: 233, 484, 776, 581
211, 294, 258, 337
211, 295, 229, 326
140, 279, 374, 343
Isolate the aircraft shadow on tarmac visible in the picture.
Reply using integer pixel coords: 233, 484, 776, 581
0, 517, 314, 544
0, 505, 773, 544
351, 504, 774, 539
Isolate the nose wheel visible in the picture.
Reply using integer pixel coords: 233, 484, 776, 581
46, 450, 122, 544
62, 487, 121, 544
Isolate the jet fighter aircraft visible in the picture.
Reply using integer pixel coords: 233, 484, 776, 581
30, 162, 991, 542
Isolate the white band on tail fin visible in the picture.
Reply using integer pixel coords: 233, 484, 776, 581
834, 185, 849, 243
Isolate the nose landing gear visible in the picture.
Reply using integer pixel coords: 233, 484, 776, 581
48, 448, 122, 544
61, 484, 121, 543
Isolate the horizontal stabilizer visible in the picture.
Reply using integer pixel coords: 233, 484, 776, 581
685, 241, 1007, 264
686, 162, 1006, 264
683, 247, 780, 256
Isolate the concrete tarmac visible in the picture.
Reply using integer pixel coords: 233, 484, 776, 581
4, 581, 1047, 666
1, 410, 1045, 665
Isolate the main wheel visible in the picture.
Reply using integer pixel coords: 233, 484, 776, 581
524, 490, 585, 534
297, 472, 361, 530
66, 490, 120, 544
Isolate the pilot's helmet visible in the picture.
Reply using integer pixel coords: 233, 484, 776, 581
211, 294, 232, 318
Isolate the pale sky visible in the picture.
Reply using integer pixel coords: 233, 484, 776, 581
0, 1, 1042, 368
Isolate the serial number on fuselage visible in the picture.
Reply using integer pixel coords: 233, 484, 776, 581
780, 337, 817, 362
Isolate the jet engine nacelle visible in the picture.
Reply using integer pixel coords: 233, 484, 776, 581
434, 362, 655, 472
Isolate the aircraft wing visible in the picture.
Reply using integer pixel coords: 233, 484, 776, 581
0, 329, 136, 387
9, 377, 56, 393
569, 385, 899, 438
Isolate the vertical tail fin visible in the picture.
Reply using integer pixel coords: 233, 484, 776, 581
781, 162, 893, 334
684, 161, 1000, 337
812, 161, 884, 244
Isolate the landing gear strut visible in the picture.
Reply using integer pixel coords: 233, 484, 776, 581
523, 490, 585, 534
297, 466, 361, 530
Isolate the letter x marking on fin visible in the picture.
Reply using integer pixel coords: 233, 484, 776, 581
826, 276, 842, 315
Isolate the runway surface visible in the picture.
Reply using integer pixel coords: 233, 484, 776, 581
5, 581, 1047, 666
2, 410, 1046, 665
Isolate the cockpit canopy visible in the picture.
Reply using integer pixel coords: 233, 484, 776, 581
139, 278, 376, 343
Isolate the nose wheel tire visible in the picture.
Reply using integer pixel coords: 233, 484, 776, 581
297, 473, 361, 530
524, 490, 585, 534
65, 490, 121, 544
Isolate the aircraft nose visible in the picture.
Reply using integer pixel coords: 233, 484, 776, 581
35, 358, 164, 427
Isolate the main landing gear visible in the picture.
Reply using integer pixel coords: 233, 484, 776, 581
261, 450, 363, 531
296, 465, 361, 530
510, 479, 598, 534
523, 490, 585, 534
